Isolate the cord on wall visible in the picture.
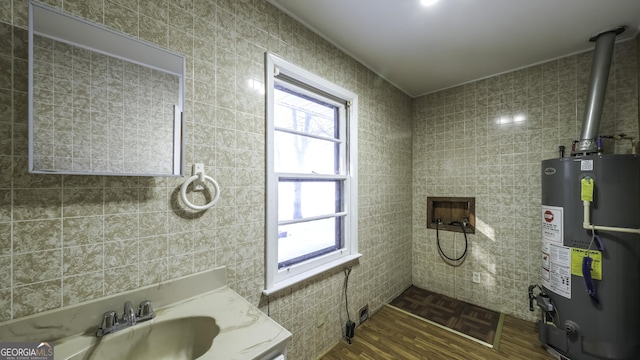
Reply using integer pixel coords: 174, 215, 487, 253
435, 219, 468, 265
344, 267, 355, 344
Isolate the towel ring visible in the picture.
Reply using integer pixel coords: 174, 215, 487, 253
180, 172, 220, 211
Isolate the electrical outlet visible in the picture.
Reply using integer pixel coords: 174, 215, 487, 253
359, 304, 369, 324
472, 272, 481, 283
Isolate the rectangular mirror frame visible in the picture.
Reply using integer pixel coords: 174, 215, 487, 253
28, 1, 185, 176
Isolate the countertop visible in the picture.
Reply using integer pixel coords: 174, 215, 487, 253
54, 286, 291, 360
0, 267, 291, 360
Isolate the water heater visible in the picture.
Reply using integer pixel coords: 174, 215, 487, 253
538, 154, 640, 359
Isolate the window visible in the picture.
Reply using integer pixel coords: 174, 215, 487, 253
263, 53, 360, 295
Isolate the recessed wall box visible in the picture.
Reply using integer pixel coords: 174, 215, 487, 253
427, 197, 475, 234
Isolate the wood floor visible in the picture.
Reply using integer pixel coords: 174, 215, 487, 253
320, 305, 553, 360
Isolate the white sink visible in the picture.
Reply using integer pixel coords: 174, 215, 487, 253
0, 268, 291, 360
66, 316, 219, 360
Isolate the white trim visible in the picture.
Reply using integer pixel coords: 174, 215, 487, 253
262, 254, 361, 296
173, 106, 184, 175
30, 1, 184, 75
264, 52, 359, 294
269, 54, 357, 102
279, 212, 347, 226
265, 53, 278, 292
278, 173, 348, 180
274, 126, 343, 143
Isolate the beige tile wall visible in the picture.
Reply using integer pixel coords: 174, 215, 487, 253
0, 1, 413, 359
5, 0, 636, 356
412, 39, 638, 321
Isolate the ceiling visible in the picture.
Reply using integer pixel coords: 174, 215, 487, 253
265, 0, 640, 97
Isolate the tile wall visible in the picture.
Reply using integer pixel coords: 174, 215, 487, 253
0, 1, 413, 359
3, 0, 637, 356
412, 38, 639, 321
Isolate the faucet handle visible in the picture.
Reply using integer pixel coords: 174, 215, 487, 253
103, 310, 117, 327
138, 300, 154, 319
97, 310, 118, 337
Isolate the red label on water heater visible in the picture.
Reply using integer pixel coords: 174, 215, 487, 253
544, 210, 554, 222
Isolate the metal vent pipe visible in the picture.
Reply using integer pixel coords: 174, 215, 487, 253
575, 26, 625, 154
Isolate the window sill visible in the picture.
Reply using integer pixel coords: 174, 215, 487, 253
263, 253, 362, 296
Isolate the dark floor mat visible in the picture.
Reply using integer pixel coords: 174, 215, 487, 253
388, 285, 504, 348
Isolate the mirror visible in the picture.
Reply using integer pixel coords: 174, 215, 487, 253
28, 1, 185, 176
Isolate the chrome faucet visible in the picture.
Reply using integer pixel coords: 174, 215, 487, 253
122, 301, 136, 326
96, 300, 154, 337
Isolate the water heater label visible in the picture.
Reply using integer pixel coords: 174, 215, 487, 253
580, 160, 594, 171
542, 206, 563, 244
541, 205, 571, 298
542, 242, 572, 299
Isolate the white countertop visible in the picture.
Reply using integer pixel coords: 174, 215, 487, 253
0, 267, 291, 360
54, 286, 291, 360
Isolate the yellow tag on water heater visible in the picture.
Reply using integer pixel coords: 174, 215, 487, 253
571, 248, 602, 280
581, 177, 594, 202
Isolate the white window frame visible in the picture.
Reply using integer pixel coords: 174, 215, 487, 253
263, 52, 361, 296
